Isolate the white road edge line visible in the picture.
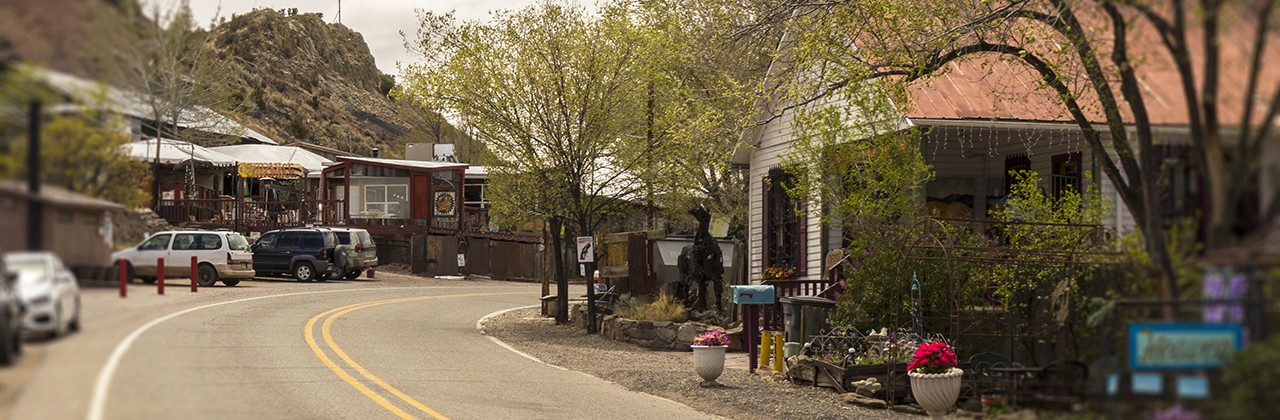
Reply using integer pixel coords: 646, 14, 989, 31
86, 286, 447, 420
475, 305, 567, 370
475, 306, 725, 419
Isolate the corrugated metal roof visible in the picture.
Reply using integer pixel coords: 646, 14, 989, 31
903, 10, 1280, 125
336, 156, 468, 171
0, 180, 125, 211
210, 145, 332, 175
121, 138, 238, 166
22, 64, 279, 144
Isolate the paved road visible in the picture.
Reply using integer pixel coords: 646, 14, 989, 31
1, 274, 716, 419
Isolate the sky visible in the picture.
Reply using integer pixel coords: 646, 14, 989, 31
146, 0, 547, 75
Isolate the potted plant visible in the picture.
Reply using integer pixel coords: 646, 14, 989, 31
907, 341, 963, 418
691, 330, 730, 386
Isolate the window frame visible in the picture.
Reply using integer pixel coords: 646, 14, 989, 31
763, 168, 806, 277
363, 184, 408, 217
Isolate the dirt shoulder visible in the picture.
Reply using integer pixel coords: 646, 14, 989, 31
481, 308, 914, 420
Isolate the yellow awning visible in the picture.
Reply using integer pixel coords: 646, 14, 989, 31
238, 163, 306, 179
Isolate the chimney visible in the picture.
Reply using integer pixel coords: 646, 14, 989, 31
371, 147, 380, 158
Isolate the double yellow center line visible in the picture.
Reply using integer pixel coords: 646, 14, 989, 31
304, 293, 518, 419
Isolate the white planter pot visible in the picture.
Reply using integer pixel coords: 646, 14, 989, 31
691, 345, 727, 385
908, 368, 964, 418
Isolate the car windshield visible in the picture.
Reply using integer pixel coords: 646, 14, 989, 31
227, 233, 250, 251
6, 259, 49, 284
333, 231, 352, 245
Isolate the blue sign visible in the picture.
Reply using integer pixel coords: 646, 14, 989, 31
730, 285, 775, 305
1129, 323, 1243, 370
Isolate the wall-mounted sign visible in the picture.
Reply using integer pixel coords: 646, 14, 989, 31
433, 191, 457, 216
238, 163, 305, 179
1129, 323, 1243, 370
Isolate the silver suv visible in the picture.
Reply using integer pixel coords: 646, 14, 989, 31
322, 228, 378, 280
112, 230, 255, 287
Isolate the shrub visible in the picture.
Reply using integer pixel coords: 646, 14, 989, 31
614, 293, 687, 323
1215, 335, 1280, 419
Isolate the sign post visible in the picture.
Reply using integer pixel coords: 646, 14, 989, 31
732, 285, 776, 373
577, 236, 598, 334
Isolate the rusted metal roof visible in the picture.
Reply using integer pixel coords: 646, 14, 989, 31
903, 8, 1280, 126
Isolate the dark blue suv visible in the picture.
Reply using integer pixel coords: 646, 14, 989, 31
250, 228, 338, 282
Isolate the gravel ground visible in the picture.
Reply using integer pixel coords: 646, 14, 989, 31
481, 308, 917, 420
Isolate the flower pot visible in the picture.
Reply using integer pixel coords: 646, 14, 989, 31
692, 345, 727, 386
908, 368, 963, 418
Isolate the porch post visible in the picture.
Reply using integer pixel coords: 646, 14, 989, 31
343, 165, 351, 224
321, 168, 329, 225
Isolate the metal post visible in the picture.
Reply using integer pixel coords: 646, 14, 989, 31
586, 260, 598, 334
745, 305, 757, 373
190, 256, 198, 292
157, 257, 165, 295
117, 259, 127, 298
27, 101, 42, 251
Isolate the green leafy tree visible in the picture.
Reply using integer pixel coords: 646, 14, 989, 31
400, 1, 767, 236
1, 114, 150, 208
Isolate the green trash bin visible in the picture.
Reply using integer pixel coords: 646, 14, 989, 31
780, 296, 837, 345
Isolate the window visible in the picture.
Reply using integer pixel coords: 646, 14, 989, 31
227, 234, 250, 251
278, 232, 302, 249
255, 233, 279, 250
197, 234, 222, 250
173, 234, 198, 250
465, 184, 485, 206
302, 233, 323, 250
1051, 153, 1083, 200
364, 185, 408, 217
764, 168, 803, 273
1004, 153, 1031, 195
139, 234, 172, 251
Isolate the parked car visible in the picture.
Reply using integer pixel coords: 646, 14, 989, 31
111, 230, 255, 287
321, 227, 378, 280
0, 257, 23, 365
250, 228, 337, 282
3, 252, 80, 338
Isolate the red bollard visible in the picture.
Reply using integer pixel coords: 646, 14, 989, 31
190, 256, 198, 292
157, 257, 165, 295
117, 259, 127, 298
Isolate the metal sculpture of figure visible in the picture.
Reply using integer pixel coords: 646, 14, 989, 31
677, 206, 724, 312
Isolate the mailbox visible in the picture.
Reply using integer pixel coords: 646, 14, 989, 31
731, 285, 776, 305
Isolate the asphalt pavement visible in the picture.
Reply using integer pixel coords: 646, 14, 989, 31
0, 273, 717, 419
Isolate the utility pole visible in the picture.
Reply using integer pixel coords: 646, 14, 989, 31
336, 0, 342, 24
27, 102, 42, 251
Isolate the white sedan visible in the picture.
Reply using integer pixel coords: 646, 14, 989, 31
2, 252, 81, 338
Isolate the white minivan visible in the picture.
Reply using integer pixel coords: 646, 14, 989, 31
112, 230, 255, 287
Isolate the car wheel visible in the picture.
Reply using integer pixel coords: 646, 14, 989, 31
293, 262, 315, 282
142, 277, 156, 285
0, 323, 14, 366
344, 270, 361, 280
222, 279, 240, 287
197, 265, 218, 287
125, 263, 136, 283
69, 298, 80, 332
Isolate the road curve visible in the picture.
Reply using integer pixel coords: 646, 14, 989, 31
7, 278, 716, 420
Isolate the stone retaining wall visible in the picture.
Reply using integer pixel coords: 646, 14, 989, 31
570, 304, 724, 351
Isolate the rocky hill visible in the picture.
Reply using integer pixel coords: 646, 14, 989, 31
0, 1, 473, 158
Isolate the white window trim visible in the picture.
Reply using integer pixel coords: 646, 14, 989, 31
363, 184, 408, 217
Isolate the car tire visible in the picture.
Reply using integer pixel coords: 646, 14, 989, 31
125, 263, 136, 283
222, 279, 241, 287
69, 298, 81, 332
197, 265, 218, 287
142, 277, 156, 285
344, 270, 361, 280
293, 262, 315, 282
